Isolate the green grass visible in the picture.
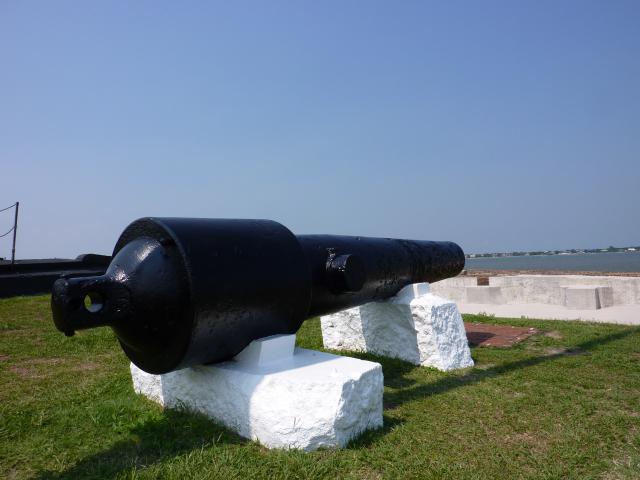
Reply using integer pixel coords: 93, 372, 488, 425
0, 295, 639, 479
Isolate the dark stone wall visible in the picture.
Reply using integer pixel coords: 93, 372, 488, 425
0, 254, 110, 298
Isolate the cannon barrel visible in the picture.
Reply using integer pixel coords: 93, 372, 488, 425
51, 217, 464, 373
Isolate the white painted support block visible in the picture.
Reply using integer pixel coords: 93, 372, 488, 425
320, 283, 474, 371
465, 286, 504, 304
131, 334, 383, 451
233, 333, 296, 365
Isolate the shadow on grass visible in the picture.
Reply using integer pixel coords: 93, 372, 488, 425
349, 328, 638, 447
36, 329, 639, 473
385, 329, 637, 408
332, 350, 419, 391
36, 408, 246, 480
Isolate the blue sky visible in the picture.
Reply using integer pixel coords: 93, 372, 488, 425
1, 1, 639, 258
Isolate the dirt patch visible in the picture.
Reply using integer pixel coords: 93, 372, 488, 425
0, 328, 26, 334
465, 323, 538, 347
0, 329, 45, 341
5, 466, 23, 480
544, 330, 563, 340
24, 357, 65, 366
78, 361, 99, 371
8, 357, 100, 379
9, 365, 45, 379
354, 467, 383, 480
474, 362, 497, 370
544, 347, 590, 357
0, 354, 9, 361
502, 431, 549, 455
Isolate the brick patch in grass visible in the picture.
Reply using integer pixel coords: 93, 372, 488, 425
465, 322, 538, 347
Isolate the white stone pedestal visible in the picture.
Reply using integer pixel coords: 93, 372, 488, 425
131, 334, 383, 451
321, 283, 473, 371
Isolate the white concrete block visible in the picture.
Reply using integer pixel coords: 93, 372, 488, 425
320, 283, 473, 371
131, 335, 383, 451
465, 286, 504, 304
233, 334, 295, 366
400, 282, 431, 298
562, 286, 613, 310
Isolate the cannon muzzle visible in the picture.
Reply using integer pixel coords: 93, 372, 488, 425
52, 217, 464, 373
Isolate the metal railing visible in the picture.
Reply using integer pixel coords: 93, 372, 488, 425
0, 202, 19, 264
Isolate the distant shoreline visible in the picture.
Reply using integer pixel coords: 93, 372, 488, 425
467, 247, 639, 259
462, 269, 640, 277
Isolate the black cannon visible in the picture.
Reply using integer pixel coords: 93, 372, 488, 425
51, 218, 464, 374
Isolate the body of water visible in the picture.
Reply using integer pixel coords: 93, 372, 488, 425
465, 251, 640, 272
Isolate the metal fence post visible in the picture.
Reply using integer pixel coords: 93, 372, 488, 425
11, 202, 19, 264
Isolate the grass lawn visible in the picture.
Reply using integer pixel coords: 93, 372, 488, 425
0, 295, 639, 479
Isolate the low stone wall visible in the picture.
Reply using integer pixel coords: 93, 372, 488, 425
428, 276, 477, 303
0, 254, 110, 298
430, 275, 640, 307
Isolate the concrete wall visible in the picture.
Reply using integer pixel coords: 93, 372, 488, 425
430, 275, 640, 306
429, 276, 477, 303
